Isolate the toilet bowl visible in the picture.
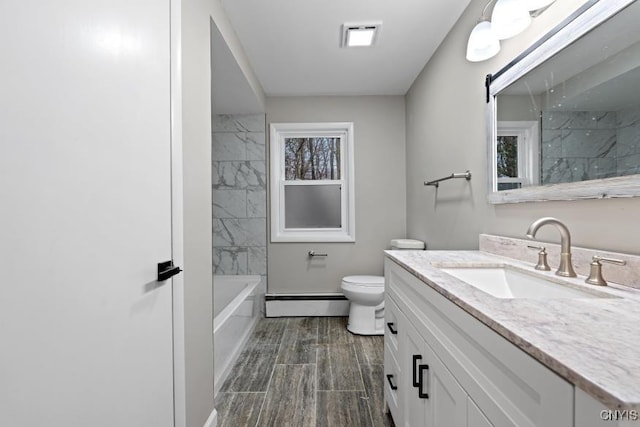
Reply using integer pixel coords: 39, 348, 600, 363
341, 275, 385, 335
341, 238, 425, 335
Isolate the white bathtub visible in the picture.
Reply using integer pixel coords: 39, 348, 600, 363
213, 275, 262, 396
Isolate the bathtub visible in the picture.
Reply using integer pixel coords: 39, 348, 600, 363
213, 275, 263, 396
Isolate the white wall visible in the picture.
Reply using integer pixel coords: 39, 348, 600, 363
181, 0, 265, 425
406, 0, 640, 255
266, 96, 406, 294
181, 1, 215, 425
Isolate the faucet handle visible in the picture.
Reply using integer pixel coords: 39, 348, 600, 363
527, 245, 551, 271
585, 256, 626, 286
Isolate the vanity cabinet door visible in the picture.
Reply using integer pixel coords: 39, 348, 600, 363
469, 397, 494, 427
404, 315, 468, 427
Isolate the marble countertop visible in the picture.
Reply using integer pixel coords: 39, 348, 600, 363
385, 249, 640, 410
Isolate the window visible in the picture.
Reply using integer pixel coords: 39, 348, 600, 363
496, 121, 539, 191
270, 122, 355, 242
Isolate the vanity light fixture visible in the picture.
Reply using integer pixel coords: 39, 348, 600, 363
523, 0, 557, 13
466, 0, 501, 62
466, 20, 501, 62
466, 0, 556, 62
491, 0, 532, 40
341, 22, 382, 48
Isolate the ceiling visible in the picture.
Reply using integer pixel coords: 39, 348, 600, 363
218, 0, 472, 99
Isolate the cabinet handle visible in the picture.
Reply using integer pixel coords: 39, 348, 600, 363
386, 374, 398, 390
386, 322, 398, 335
412, 355, 422, 387
418, 364, 430, 399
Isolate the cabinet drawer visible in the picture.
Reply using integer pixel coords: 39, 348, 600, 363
386, 258, 573, 427
384, 294, 401, 353
384, 343, 401, 425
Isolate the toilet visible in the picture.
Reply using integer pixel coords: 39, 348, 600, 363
341, 238, 426, 335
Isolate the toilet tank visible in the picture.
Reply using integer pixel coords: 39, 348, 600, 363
390, 238, 425, 250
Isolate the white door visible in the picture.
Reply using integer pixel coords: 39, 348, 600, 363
0, 1, 176, 426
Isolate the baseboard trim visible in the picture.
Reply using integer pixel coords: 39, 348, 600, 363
265, 294, 349, 317
203, 408, 217, 427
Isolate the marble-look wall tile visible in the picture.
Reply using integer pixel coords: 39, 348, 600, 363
212, 161, 266, 190
245, 132, 265, 161
248, 246, 267, 276
561, 129, 616, 159
541, 130, 563, 158
247, 189, 266, 217
543, 111, 616, 130
213, 247, 248, 275
542, 158, 588, 184
213, 218, 267, 247
212, 113, 266, 294
541, 110, 623, 184
617, 126, 640, 157
617, 107, 640, 128
213, 114, 265, 133
617, 153, 640, 176
588, 158, 617, 180
212, 189, 246, 219
212, 131, 265, 162
213, 133, 246, 161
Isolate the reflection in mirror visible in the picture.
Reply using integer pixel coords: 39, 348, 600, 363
488, 0, 640, 202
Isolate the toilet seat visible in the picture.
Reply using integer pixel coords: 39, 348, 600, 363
342, 275, 384, 287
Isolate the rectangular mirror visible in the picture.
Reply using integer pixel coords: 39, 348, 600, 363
486, 0, 640, 203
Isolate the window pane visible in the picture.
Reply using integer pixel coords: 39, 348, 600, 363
497, 182, 522, 191
284, 185, 341, 228
284, 137, 341, 180
497, 135, 519, 178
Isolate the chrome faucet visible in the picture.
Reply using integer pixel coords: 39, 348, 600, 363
525, 217, 577, 277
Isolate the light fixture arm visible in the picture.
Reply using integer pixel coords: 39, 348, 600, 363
480, 0, 498, 20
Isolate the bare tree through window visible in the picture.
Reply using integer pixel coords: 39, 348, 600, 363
284, 137, 341, 180
496, 135, 518, 178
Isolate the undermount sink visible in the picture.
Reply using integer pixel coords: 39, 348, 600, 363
440, 266, 606, 299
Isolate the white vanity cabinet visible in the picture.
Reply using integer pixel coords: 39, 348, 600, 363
384, 258, 574, 427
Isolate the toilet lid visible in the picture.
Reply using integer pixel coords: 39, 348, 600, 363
342, 275, 384, 287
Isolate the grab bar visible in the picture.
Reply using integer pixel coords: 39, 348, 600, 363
424, 170, 471, 188
308, 250, 328, 257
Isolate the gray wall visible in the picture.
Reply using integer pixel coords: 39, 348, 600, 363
406, 0, 640, 255
181, 0, 214, 424
267, 96, 407, 294
212, 114, 267, 291
181, 0, 265, 425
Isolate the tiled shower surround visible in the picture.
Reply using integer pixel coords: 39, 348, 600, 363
541, 108, 640, 184
212, 114, 267, 286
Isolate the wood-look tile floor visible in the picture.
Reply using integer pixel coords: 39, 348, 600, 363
215, 317, 396, 427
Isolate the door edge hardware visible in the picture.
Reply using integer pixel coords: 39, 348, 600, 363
157, 260, 182, 282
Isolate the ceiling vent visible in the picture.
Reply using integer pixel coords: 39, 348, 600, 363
341, 22, 382, 48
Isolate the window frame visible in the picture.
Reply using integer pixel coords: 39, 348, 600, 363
496, 121, 540, 190
269, 122, 355, 242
